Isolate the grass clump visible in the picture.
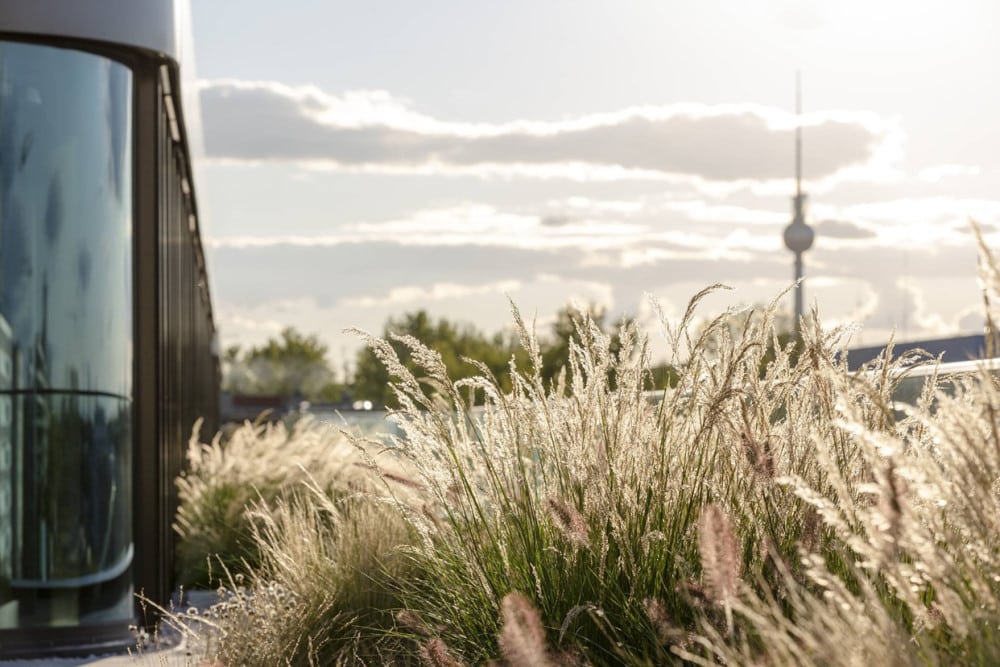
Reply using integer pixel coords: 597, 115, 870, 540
356, 289, 871, 664
174, 415, 377, 588
172, 417, 425, 664
203, 485, 419, 665
174, 227, 1000, 664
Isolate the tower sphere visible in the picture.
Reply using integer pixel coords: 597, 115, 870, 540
784, 221, 815, 253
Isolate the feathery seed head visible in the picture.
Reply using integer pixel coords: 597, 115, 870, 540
546, 498, 590, 548
397, 609, 433, 637
642, 598, 676, 644
419, 637, 466, 667
499, 591, 551, 667
698, 504, 741, 605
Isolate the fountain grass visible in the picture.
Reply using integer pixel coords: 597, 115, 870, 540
173, 227, 1000, 664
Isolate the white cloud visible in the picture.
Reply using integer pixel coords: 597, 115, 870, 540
918, 163, 982, 183
809, 197, 1000, 249
545, 196, 645, 217
199, 79, 896, 186
205, 201, 788, 262
811, 219, 876, 240
342, 279, 523, 308
894, 278, 952, 336
218, 312, 285, 336
829, 197, 1000, 225
662, 200, 787, 225
208, 228, 992, 372
343, 205, 650, 251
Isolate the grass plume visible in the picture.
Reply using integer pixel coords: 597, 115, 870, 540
170, 222, 1000, 664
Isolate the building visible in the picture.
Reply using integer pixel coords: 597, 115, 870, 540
0, 0, 219, 656
845, 334, 988, 371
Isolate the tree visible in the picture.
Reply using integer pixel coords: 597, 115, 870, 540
698, 307, 799, 376
224, 327, 340, 400
539, 303, 651, 392
532, 304, 680, 391
221, 344, 253, 394
352, 311, 528, 407
352, 306, 664, 406
540, 304, 613, 385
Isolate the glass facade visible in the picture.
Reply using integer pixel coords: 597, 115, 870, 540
0, 41, 133, 628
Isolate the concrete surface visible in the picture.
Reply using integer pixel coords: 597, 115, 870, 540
1, 592, 217, 667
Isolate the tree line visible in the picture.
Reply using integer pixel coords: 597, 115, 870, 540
223, 304, 796, 409
223, 305, 679, 408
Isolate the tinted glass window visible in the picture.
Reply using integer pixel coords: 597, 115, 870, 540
0, 40, 133, 630
0, 41, 132, 397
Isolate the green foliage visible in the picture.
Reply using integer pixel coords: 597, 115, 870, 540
224, 327, 341, 400
366, 295, 842, 664
246, 327, 327, 366
174, 478, 262, 587
700, 304, 800, 375
205, 490, 419, 666
174, 238, 1000, 664
352, 309, 531, 407
223, 308, 680, 409
172, 419, 425, 663
350, 290, 1000, 664
174, 417, 369, 588
351, 305, 676, 406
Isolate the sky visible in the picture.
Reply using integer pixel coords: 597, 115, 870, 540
190, 0, 1000, 373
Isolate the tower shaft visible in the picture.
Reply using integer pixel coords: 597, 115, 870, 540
796, 70, 802, 198
782, 72, 814, 338
794, 74, 804, 335
794, 252, 804, 337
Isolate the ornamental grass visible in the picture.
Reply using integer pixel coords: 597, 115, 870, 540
174, 227, 1000, 665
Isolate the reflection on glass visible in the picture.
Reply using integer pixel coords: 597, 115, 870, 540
1, 395, 132, 628
0, 41, 132, 397
0, 41, 133, 630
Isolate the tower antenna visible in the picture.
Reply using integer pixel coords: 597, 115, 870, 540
795, 70, 802, 198
783, 71, 815, 339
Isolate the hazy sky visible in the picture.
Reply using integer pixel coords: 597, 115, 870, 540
190, 0, 1000, 369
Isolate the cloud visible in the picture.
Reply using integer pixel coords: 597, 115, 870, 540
808, 197, 1000, 249
547, 197, 645, 217
207, 241, 575, 309
831, 197, 1000, 226
661, 200, 787, 225
918, 163, 981, 183
813, 243, 978, 281
204, 201, 793, 264
806, 244, 983, 341
342, 279, 523, 308
893, 278, 952, 335
539, 215, 574, 227
812, 219, 876, 239
955, 220, 1000, 236
199, 79, 892, 185
207, 205, 650, 251
207, 228, 987, 369
957, 309, 985, 332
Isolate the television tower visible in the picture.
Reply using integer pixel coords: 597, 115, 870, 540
782, 73, 814, 338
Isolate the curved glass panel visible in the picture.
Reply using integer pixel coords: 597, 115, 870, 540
0, 41, 132, 397
0, 41, 133, 630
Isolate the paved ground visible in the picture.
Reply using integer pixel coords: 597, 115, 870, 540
0, 644, 195, 667
0, 593, 216, 667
